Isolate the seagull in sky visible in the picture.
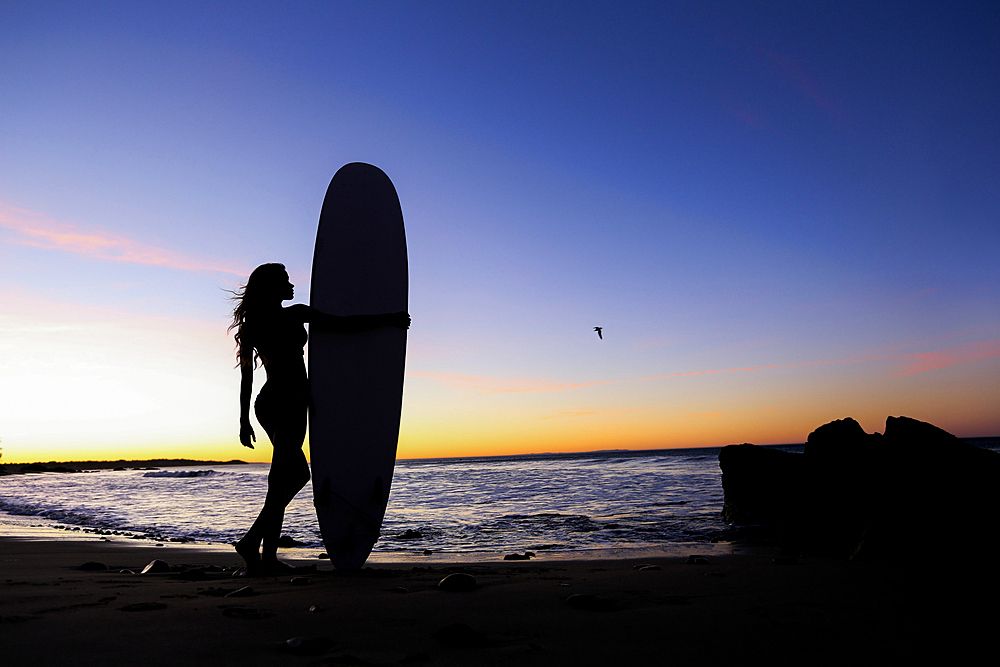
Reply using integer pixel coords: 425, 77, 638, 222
594, 327, 603, 340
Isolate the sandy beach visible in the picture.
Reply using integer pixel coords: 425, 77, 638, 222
2, 531, 987, 666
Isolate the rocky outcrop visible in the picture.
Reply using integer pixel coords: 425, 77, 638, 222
719, 416, 1000, 559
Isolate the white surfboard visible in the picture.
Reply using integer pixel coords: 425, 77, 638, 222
309, 163, 407, 569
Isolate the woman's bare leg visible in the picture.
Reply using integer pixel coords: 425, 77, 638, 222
237, 405, 308, 574
260, 445, 310, 566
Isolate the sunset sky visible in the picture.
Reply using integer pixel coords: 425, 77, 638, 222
2, 2, 998, 463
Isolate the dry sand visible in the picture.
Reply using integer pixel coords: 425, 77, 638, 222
0, 534, 988, 666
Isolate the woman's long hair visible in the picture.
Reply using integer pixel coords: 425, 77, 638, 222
228, 263, 287, 368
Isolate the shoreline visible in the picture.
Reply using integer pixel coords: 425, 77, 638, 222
2, 532, 988, 665
0, 459, 250, 475
0, 512, 742, 566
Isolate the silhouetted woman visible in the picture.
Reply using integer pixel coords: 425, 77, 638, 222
229, 262, 408, 575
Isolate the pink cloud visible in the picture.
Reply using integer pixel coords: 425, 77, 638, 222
0, 203, 245, 276
893, 340, 1000, 377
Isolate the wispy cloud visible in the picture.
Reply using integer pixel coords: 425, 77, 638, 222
893, 340, 1000, 377
540, 408, 633, 420
0, 203, 245, 275
412, 340, 1000, 396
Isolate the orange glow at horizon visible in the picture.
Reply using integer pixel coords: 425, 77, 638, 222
2, 288, 996, 465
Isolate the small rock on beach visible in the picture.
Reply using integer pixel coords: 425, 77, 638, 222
79, 561, 108, 571
141, 559, 171, 574
281, 636, 335, 655
225, 586, 256, 598
437, 573, 477, 592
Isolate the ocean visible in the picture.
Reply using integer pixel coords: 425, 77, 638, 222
0, 448, 751, 556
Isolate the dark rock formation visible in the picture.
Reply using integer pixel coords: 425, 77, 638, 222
397, 529, 423, 539
720, 416, 1000, 559
19, 463, 80, 473
720, 444, 805, 526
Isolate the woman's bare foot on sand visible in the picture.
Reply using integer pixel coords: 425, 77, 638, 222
235, 538, 262, 575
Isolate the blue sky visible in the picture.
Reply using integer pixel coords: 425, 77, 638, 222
1, 2, 997, 461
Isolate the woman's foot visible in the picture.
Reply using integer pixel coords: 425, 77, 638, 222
235, 538, 262, 574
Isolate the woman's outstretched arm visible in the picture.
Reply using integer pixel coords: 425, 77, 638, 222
291, 304, 410, 332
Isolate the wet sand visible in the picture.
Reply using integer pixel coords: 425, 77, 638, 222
0, 535, 987, 665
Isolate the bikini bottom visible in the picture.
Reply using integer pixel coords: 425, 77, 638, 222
254, 381, 309, 449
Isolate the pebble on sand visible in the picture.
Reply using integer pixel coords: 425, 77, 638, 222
79, 561, 108, 571
140, 559, 171, 574
225, 586, 256, 598
281, 636, 335, 656
437, 573, 477, 592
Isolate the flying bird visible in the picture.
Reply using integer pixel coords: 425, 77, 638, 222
594, 327, 603, 340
